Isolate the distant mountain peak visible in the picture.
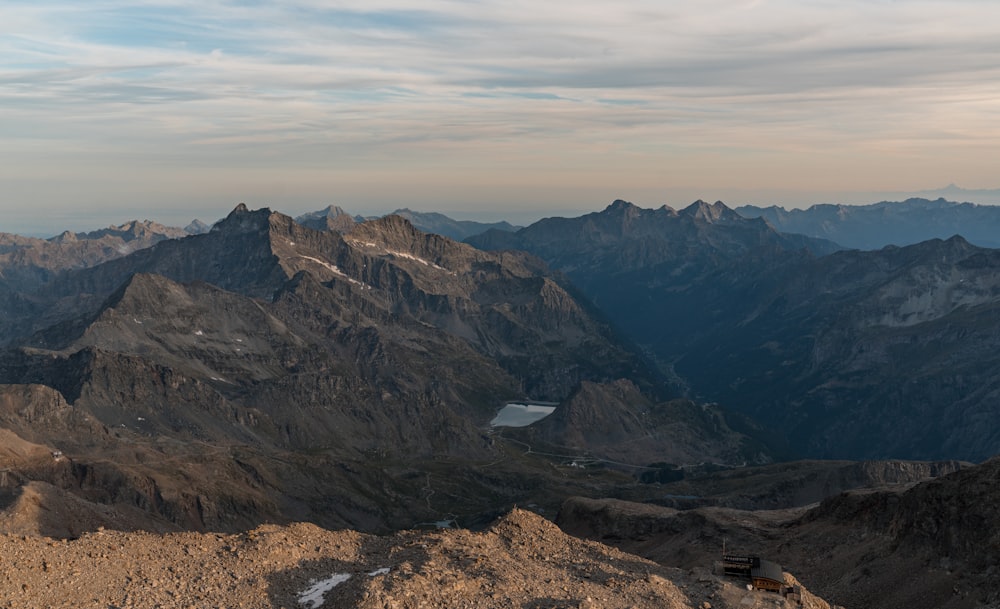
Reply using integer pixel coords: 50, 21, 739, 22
595, 200, 646, 230
294, 205, 357, 233
353, 214, 428, 250
369, 212, 420, 232
317, 204, 352, 218
297, 206, 520, 241
680, 199, 740, 223
604, 199, 639, 213
50, 230, 78, 244
736, 196, 1000, 249
213, 204, 273, 234
185, 219, 210, 235
293, 204, 353, 220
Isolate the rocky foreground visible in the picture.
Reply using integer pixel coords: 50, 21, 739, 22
0, 509, 835, 609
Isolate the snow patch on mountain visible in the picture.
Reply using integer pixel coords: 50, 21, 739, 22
298, 573, 351, 608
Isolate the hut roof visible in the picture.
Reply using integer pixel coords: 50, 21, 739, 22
751, 558, 783, 584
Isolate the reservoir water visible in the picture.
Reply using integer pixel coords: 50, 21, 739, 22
490, 403, 557, 427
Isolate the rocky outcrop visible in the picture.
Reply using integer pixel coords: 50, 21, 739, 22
506, 380, 762, 466
642, 459, 968, 511
0, 508, 838, 609
556, 458, 1000, 609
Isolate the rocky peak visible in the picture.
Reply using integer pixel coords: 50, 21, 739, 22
49, 231, 77, 244
601, 199, 642, 221
294, 205, 357, 233
211, 204, 274, 235
99, 272, 177, 315
121, 220, 143, 234
586, 200, 654, 239
318, 204, 351, 218
75, 220, 188, 243
184, 219, 210, 235
605, 199, 637, 212
362, 214, 422, 240
943, 233, 972, 247
350, 214, 450, 258
680, 199, 741, 224
891, 233, 976, 263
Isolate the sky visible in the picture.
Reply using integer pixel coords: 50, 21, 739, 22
2, 0, 1000, 234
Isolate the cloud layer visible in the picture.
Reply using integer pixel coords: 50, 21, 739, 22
2, 1, 999, 230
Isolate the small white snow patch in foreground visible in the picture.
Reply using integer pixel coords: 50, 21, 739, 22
367, 567, 390, 577
298, 573, 351, 608
194, 330, 204, 336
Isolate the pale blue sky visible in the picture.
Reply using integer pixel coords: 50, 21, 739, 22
3, 1, 1000, 234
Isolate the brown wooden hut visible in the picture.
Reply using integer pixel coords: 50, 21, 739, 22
721, 555, 785, 592
751, 558, 784, 592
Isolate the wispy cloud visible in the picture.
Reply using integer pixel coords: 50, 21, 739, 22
2, 0, 1000, 230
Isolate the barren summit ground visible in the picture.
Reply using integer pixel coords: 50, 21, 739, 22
0, 509, 835, 609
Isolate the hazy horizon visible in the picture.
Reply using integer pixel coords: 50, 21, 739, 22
8, 184, 1000, 238
3, 2, 1000, 235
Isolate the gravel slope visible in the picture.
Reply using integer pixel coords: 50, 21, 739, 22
0, 509, 835, 609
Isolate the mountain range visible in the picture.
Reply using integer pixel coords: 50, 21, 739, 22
468, 199, 1000, 461
3, 196, 1000, 609
737, 197, 1000, 249
0, 219, 201, 288
0, 203, 762, 535
293, 205, 520, 241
